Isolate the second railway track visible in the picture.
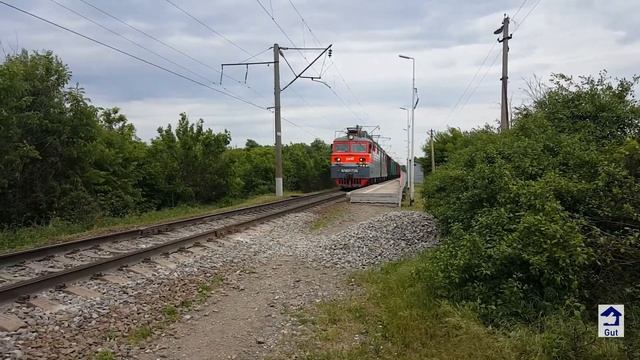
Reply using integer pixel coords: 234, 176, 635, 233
0, 190, 345, 303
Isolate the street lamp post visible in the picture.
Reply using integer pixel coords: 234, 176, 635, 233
399, 54, 416, 205
399, 107, 410, 190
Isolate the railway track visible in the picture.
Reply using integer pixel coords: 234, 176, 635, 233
0, 190, 345, 303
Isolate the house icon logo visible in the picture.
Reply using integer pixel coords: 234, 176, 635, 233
598, 304, 624, 337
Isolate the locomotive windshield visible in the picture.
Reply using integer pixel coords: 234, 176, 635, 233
334, 143, 349, 152
351, 143, 368, 152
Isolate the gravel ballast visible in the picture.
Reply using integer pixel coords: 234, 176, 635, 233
0, 205, 438, 359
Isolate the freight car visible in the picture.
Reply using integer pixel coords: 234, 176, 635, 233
330, 126, 401, 188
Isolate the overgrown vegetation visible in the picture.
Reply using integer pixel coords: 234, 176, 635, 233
288, 257, 626, 359
0, 50, 332, 243
291, 72, 639, 359
420, 72, 640, 356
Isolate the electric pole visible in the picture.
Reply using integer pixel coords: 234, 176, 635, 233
430, 129, 435, 173
273, 43, 283, 197
496, 15, 512, 132
221, 43, 332, 197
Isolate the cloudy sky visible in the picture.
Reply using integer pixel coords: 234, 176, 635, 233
1, 0, 639, 163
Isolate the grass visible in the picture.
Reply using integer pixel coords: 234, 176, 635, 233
285, 252, 628, 360
161, 305, 178, 321
94, 349, 115, 360
0, 191, 303, 254
104, 328, 117, 342
401, 183, 424, 211
128, 325, 153, 344
310, 205, 347, 231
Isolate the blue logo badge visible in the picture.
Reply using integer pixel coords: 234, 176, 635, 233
598, 304, 624, 337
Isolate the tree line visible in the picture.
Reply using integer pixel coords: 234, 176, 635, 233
0, 50, 333, 228
420, 72, 640, 356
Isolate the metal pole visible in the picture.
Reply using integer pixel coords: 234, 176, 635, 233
500, 16, 510, 131
430, 129, 435, 173
409, 59, 415, 205
274, 43, 283, 197
406, 111, 410, 185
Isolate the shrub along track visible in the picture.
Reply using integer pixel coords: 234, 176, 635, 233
0, 190, 345, 303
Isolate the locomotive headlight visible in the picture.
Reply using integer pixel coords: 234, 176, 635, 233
336, 157, 341, 162
359, 157, 365, 162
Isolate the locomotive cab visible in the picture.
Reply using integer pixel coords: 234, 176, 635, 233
330, 126, 394, 189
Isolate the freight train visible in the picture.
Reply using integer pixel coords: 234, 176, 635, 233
330, 126, 401, 188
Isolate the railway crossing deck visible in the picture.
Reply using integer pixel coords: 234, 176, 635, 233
347, 172, 406, 206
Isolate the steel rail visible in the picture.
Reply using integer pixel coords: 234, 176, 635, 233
0, 190, 339, 265
0, 191, 345, 303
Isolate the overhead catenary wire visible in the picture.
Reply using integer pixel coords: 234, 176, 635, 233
164, 0, 252, 57
239, 46, 273, 63
0, 1, 269, 111
285, 0, 369, 121
254, 0, 364, 125
49, 0, 214, 85
255, 0, 301, 58
163, 0, 328, 136
77, 0, 272, 103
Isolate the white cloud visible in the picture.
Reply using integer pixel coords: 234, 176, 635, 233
1, 0, 639, 161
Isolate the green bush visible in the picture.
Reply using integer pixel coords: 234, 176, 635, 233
0, 50, 334, 230
421, 73, 640, 352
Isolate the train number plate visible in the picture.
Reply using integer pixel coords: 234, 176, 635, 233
340, 168, 358, 173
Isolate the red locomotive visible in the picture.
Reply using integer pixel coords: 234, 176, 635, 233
330, 126, 401, 188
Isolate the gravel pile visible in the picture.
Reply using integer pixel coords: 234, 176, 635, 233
314, 211, 438, 268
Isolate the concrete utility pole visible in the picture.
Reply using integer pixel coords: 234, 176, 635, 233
430, 129, 435, 173
497, 16, 512, 132
221, 43, 331, 197
273, 43, 283, 197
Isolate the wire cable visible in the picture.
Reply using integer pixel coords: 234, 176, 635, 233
512, 0, 529, 20
255, 0, 299, 55
164, 0, 252, 56
78, 0, 271, 102
513, 0, 543, 32
285, 0, 369, 120
239, 46, 272, 63
49, 0, 213, 84
455, 50, 502, 116
0, 1, 267, 111
445, 42, 499, 121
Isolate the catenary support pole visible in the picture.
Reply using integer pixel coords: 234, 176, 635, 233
273, 43, 283, 197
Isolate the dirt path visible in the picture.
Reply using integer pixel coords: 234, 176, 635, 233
136, 202, 393, 360
138, 258, 349, 360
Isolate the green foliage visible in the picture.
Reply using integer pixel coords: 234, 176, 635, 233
161, 305, 178, 321
94, 349, 115, 360
143, 113, 233, 207
287, 255, 626, 359
0, 50, 333, 234
284, 139, 333, 192
421, 72, 640, 356
128, 325, 152, 343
